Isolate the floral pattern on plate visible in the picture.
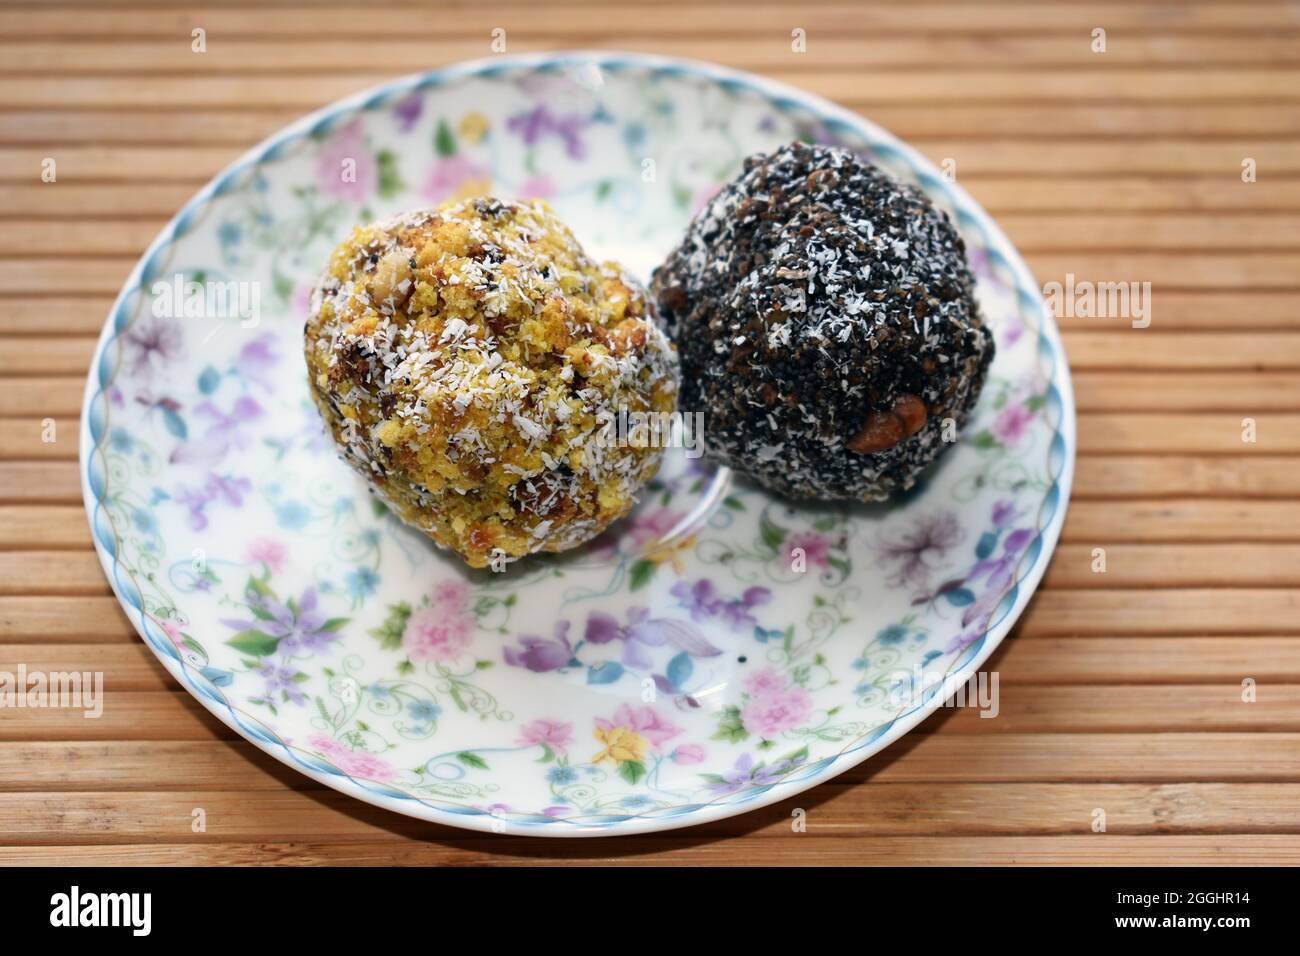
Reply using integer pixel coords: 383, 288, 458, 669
82, 53, 1073, 835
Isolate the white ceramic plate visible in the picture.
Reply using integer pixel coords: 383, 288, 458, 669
81, 52, 1074, 836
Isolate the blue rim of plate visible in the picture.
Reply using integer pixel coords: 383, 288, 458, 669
80, 51, 1076, 837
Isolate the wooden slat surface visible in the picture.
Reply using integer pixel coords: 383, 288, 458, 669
2, 0, 1299, 866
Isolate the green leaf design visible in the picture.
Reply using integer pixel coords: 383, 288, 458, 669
368, 601, 411, 650
376, 149, 403, 198
456, 751, 488, 770
627, 558, 656, 592
711, 705, 748, 744
319, 617, 349, 632
226, 629, 280, 657
779, 745, 810, 768
759, 511, 787, 551
246, 575, 274, 600
272, 268, 294, 305
617, 760, 647, 785
435, 119, 456, 157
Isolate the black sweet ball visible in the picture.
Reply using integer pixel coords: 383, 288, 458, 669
650, 141, 995, 501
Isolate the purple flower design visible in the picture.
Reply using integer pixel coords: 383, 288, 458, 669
585, 607, 722, 670
991, 499, 1020, 528
706, 752, 805, 795
718, 587, 772, 632
505, 105, 588, 159
967, 244, 994, 281
170, 395, 263, 468
943, 518, 1037, 652
670, 579, 719, 622
235, 336, 278, 391
503, 621, 575, 673
222, 587, 337, 656
123, 316, 184, 378
173, 472, 251, 531
669, 580, 772, 632
252, 660, 306, 707
505, 608, 724, 677
992, 401, 1035, 447
392, 91, 423, 132
876, 511, 964, 590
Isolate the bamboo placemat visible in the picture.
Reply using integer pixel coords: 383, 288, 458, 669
2, 0, 1299, 865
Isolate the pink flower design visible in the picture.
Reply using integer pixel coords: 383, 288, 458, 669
307, 734, 396, 781
991, 401, 1035, 447
586, 506, 680, 558
515, 173, 556, 200
337, 749, 397, 782
246, 537, 287, 574
292, 281, 314, 319
518, 718, 573, 753
595, 704, 681, 750
627, 507, 681, 548
307, 732, 348, 759
423, 153, 490, 203
315, 119, 376, 204
402, 606, 473, 662
156, 617, 184, 650
742, 666, 788, 698
741, 687, 814, 738
430, 579, 470, 613
786, 531, 831, 569
672, 744, 706, 765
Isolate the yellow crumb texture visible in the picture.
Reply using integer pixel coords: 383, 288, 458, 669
304, 198, 679, 568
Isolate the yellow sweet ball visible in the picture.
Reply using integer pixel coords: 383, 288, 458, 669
304, 198, 680, 568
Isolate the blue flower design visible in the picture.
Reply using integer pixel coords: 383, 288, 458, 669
344, 566, 379, 600
546, 766, 578, 786
218, 221, 242, 248
275, 500, 310, 529
876, 624, 908, 645
109, 427, 134, 453
407, 699, 440, 723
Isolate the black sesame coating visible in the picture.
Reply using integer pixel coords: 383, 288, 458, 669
650, 141, 995, 501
